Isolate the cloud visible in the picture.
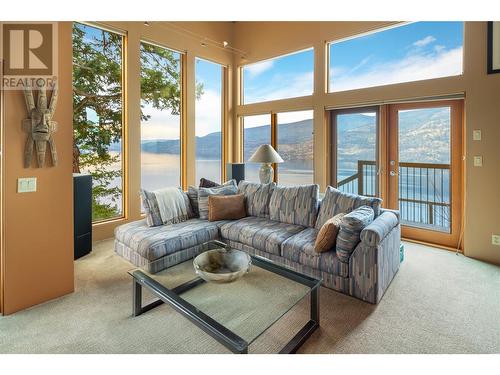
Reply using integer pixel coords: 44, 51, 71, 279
244, 60, 274, 78
330, 46, 463, 92
413, 35, 436, 47
244, 70, 314, 104
195, 89, 222, 136
140, 104, 181, 140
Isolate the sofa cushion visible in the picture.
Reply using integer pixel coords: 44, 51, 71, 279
199, 177, 220, 188
187, 186, 200, 217
269, 184, 319, 227
140, 189, 163, 227
220, 216, 305, 256
281, 228, 350, 277
315, 186, 382, 229
336, 206, 375, 263
115, 218, 228, 262
198, 180, 238, 219
237, 181, 275, 218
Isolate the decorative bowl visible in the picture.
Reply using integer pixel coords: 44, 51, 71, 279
193, 248, 251, 283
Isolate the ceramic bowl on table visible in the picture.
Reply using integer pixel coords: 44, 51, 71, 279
193, 247, 251, 283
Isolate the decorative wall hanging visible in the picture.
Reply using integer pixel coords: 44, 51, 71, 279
22, 83, 59, 168
487, 21, 500, 74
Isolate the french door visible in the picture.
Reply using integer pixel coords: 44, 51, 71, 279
330, 100, 463, 248
387, 100, 463, 248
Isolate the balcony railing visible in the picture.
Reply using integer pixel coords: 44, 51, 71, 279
337, 160, 451, 232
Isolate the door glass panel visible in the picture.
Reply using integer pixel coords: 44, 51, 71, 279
335, 111, 378, 197
276, 110, 314, 186
398, 107, 451, 232
243, 114, 271, 183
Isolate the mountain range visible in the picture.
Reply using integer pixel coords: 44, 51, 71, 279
133, 107, 451, 167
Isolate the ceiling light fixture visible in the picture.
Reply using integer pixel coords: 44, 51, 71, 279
144, 21, 150, 26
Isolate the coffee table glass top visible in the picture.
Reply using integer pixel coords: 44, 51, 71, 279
128, 240, 320, 347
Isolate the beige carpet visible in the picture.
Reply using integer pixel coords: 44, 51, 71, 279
1, 239, 499, 354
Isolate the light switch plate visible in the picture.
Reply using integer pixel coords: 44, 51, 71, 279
493, 235, 500, 246
473, 129, 482, 141
17, 177, 37, 193
473, 156, 483, 167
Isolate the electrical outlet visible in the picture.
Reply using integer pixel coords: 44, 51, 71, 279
473, 156, 483, 167
493, 235, 500, 246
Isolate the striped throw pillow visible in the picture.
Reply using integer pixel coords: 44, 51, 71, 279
336, 206, 374, 263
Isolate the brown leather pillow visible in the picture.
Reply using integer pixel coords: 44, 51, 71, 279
208, 193, 247, 221
314, 213, 345, 253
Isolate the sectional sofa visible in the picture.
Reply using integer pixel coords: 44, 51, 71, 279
114, 182, 401, 304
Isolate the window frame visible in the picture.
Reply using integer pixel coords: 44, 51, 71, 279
73, 22, 127, 224
240, 108, 314, 184
139, 39, 186, 194
194, 56, 227, 184
326, 21, 465, 93
240, 47, 315, 105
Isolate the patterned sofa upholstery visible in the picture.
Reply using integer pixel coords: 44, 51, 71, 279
114, 182, 401, 304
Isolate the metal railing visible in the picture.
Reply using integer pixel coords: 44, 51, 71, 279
337, 160, 451, 231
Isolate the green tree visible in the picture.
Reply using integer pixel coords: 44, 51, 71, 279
72, 23, 203, 221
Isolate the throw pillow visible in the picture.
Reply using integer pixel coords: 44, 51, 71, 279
187, 186, 200, 217
198, 180, 238, 220
315, 186, 382, 230
199, 178, 221, 188
140, 189, 163, 227
336, 206, 375, 263
208, 194, 246, 221
314, 213, 345, 253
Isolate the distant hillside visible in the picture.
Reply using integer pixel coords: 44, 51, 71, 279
133, 107, 450, 166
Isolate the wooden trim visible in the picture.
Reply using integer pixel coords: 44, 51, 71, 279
180, 53, 188, 190
0, 57, 4, 314
121, 31, 129, 221
378, 104, 389, 205
221, 65, 228, 182
388, 99, 463, 249
402, 237, 463, 254
271, 113, 278, 183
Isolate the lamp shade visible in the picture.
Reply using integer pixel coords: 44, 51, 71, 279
248, 144, 284, 163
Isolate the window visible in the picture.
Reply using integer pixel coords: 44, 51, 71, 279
242, 114, 271, 183
331, 108, 378, 197
140, 41, 182, 196
195, 58, 224, 184
276, 110, 314, 185
242, 48, 314, 104
72, 23, 124, 222
328, 22, 464, 92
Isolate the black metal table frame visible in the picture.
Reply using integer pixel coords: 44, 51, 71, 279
130, 254, 321, 354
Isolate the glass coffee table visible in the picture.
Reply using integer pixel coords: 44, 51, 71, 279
128, 240, 321, 354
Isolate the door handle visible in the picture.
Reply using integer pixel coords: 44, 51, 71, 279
390, 170, 398, 177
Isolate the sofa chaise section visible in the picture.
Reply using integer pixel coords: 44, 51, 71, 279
114, 218, 228, 273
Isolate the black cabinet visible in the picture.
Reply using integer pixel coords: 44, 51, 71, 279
73, 174, 92, 260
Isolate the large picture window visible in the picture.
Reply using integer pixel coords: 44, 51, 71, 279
195, 58, 224, 184
140, 41, 183, 196
242, 114, 271, 183
72, 23, 124, 222
242, 48, 314, 104
276, 110, 314, 185
328, 22, 464, 92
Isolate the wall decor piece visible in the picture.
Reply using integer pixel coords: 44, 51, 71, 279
22, 83, 59, 168
487, 21, 500, 74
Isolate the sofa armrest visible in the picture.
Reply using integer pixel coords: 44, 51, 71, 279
360, 211, 399, 247
350, 221, 401, 304
380, 208, 400, 223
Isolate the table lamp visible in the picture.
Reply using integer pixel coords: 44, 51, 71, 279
248, 144, 284, 184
